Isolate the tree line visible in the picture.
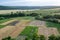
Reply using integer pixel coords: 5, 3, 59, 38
25, 34, 60, 40
0, 11, 38, 20
2, 34, 60, 40
0, 11, 60, 24
35, 15, 60, 24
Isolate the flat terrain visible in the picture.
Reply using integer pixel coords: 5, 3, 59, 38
0, 10, 35, 14
0, 18, 12, 24
46, 21, 60, 33
0, 19, 31, 40
0, 18, 13, 29
0, 19, 17, 25
0, 8, 60, 40
28, 20, 46, 27
20, 26, 38, 37
16, 26, 38, 40
29, 20, 59, 37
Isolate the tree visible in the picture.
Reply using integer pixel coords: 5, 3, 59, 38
2, 36, 12, 40
25, 37, 29, 40
0, 17, 5, 20
30, 13, 38, 17
55, 35, 60, 40
39, 35, 46, 40
48, 35, 56, 40
32, 33, 38, 40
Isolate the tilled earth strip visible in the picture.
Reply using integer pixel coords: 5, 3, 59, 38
0, 20, 31, 40
10, 20, 31, 38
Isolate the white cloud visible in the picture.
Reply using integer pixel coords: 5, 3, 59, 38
0, 0, 60, 6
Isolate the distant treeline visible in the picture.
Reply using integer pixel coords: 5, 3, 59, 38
0, 11, 60, 24
0, 11, 60, 19
0, 12, 38, 20
0, 6, 60, 10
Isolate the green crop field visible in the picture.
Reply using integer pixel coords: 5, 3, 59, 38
16, 16, 35, 20
20, 26, 38, 38
0, 18, 12, 24
46, 21, 60, 32
0, 25, 6, 29
0, 18, 12, 29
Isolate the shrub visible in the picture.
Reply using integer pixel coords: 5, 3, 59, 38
39, 35, 46, 40
0, 17, 5, 20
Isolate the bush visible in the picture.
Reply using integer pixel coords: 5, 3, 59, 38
39, 35, 46, 40
2, 36, 11, 40
29, 13, 39, 17
35, 16, 44, 20
48, 35, 57, 40
0, 17, 5, 20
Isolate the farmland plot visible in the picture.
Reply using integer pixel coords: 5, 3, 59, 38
37, 21, 59, 39
0, 18, 12, 24
0, 18, 13, 29
10, 20, 31, 38
28, 20, 59, 38
0, 25, 6, 29
28, 20, 46, 27
16, 26, 38, 40
46, 21, 60, 33
0, 20, 31, 40
0, 19, 17, 25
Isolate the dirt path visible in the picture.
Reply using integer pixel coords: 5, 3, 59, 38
0, 20, 31, 40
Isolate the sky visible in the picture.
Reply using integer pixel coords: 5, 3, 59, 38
0, 0, 60, 6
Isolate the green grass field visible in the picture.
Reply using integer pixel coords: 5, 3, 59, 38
20, 26, 38, 38
0, 25, 6, 29
46, 21, 60, 32
16, 16, 35, 20
0, 18, 12, 24
0, 18, 12, 29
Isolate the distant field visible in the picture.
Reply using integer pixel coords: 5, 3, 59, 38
0, 10, 19, 14
0, 10, 35, 14
0, 8, 60, 15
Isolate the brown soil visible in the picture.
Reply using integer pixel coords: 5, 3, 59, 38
0, 20, 31, 40
29, 20, 59, 37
